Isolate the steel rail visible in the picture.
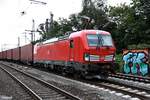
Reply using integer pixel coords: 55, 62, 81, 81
0, 65, 42, 100
1, 63, 81, 100
109, 73, 150, 83
105, 79, 150, 94
96, 82, 150, 100
80, 79, 150, 100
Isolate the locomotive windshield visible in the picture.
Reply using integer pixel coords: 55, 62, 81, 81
87, 34, 113, 47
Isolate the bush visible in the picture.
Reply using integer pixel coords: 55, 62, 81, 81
128, 44, 150, 49
114, 54, 123, 72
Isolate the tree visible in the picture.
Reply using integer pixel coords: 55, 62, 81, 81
108, 0, 150, 52
138, 0, 150, 43
79, 0, 109, 29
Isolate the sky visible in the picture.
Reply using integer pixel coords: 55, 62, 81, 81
0, 0, 131, 50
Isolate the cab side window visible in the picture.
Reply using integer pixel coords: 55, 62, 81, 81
70, 40, 74, 48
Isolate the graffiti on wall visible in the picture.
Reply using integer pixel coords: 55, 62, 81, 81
123, 49, 149, 76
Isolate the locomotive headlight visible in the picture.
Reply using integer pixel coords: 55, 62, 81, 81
84, 53, 90, 61
84, 54, 100, 61
104, 55, 114, 61
113, 56, 116, 61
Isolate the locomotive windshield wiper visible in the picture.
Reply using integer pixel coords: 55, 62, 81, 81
96, 34, 104, 49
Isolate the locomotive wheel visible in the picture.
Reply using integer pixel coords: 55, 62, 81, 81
73, 71, 81, 79
99, 73, 108, 79
61, 68, 67, 76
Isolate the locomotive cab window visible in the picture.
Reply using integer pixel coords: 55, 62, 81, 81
70, 40, 74, 48
87, 34, 113, 47
87, 34, 98, 46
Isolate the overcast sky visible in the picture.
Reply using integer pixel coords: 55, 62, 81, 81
0, 0, 131, 50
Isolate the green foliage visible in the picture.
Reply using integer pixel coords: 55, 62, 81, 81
109, 0, 150, 53
37, 0, 150, 53
114, 54, 123, 72
128, 44, 150, 49
80, 0, 109, 29
38, 0, 111, 40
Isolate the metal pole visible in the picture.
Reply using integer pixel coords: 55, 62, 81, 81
50, 12, 54, 30
25, 32, 27, 43
18, 37, 20, 47
1, 44, 3, 52
32, 19, 35, 42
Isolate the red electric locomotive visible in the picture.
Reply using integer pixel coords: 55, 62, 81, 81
34, 30, 116, 78
0, 29, 116, 78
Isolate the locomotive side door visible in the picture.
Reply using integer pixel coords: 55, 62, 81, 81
69, 39, 74, 61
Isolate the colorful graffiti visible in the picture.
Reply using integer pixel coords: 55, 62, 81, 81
123, 49, 149, 76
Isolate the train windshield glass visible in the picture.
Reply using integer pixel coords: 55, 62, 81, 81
87, 34, 113, 47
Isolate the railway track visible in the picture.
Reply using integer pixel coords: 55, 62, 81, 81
0, 66, 33, 100
82, 79, 150, 100
2, 61, 150, 100
0, 63, 81, 100
109, 73, 150, 83
68, 72, 150, 100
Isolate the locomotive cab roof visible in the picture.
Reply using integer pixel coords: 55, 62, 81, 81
69, 30, 111, 38
40, 30, 111, 45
